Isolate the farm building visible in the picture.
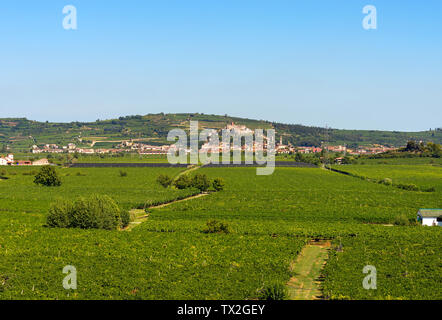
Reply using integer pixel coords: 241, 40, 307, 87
32, 158, 50, 166
15, 160, 32, 166
417, 209, 442, 226
0, 154, 13, 165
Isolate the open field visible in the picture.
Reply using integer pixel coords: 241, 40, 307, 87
332, 164, 442, 192
0, 163, 441, 300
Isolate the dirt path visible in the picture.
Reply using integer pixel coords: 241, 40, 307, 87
172, 165, 201, 182
150, 193, 209, 209
286, 240, 331, 300
123, 209, 150, 231
123, 193, 210, 231
123, 165, 209, 231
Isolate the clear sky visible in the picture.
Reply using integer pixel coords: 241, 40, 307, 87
0, 0, 441, 131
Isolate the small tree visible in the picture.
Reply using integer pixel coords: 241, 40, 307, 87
212, 178, 225, 191
174, 174, 192, 189
34, 166, 61, 187
191, 173, 211, 192
203, 220, 231, 234
157, 174, 173, 188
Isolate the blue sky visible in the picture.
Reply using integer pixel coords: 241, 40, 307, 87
0, 0, 441, 131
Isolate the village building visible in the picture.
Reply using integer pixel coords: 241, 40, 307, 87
14, 160, 32, 166
334, 157, 344, 164
417, 209, 442, 226
0, 154, 14, 165
32, 158, 50, 166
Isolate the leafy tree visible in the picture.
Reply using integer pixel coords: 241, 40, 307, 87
191, 173, 211, 192
295, 152, 303, 162
212, 178, 225, 191
157, 174, 173, 188
34, 166, 61, 187
174, 174, 192, 189
203, 220, 231, 234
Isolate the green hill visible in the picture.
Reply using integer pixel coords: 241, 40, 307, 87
0, 113, 441, 152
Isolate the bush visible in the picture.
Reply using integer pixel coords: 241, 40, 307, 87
421, 186, 436, 192
203, 220, 231, 234
258, 283, 288, 300
46, 195, 126, 230
212, 178, 225, 191
34, 166, 61, 187
120, 210, 130, 228
46, 200, 73, 228
393, 214, 411, 226
379, 178, 393, 186
191, 173, 211, 192
157, 174, 173, 188
174, 174, 192, 189
396, 183, 419, 191
119, 170, 127, 177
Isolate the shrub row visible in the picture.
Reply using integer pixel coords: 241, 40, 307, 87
157, 173, 225, 192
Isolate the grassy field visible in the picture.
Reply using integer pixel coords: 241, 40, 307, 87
332, 163, 442, 192
0, 163, 440, 299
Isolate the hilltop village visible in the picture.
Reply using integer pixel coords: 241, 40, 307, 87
24, 122, 397, 158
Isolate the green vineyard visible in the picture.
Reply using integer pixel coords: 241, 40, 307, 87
0, 163, 441, 299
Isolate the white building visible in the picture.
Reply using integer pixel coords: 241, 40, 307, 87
0, 157, 7, 166
417, 209, 442, 226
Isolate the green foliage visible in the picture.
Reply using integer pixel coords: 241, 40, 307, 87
33, 166, 61, 187
396, 183, 419, 191
379, 178, 393, 186
191, 173, 211, 192
203, 220, 231, 234
393, 214, 411, 226
258, 283, 288, 300
119, 170, 127, 177
46, 200, 73, 228
120, 210, 130, 228
46, 195, 125, 230
173, 173, 219, 192
173, 174, 192, 189
0, 163, 441, 300
212, 178, 225, 191
157, 174, 173, 188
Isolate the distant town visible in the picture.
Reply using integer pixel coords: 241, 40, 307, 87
0, 122, 401, 166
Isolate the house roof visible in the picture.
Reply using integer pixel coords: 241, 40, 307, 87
418, 209, 442, 217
